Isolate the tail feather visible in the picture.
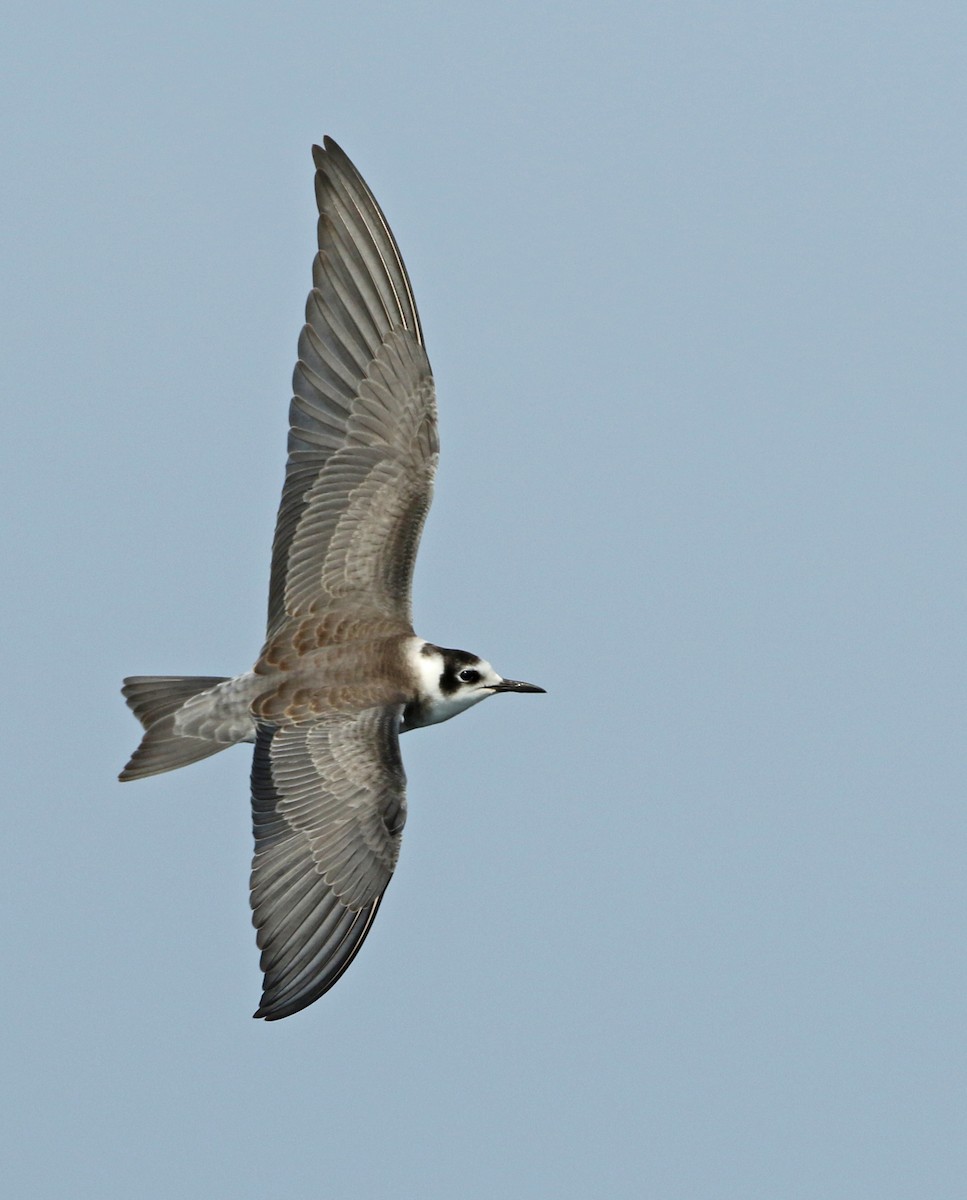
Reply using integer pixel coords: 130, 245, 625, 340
122, 675, 230, 728
119, 674, 233, 782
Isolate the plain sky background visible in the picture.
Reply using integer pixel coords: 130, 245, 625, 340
4, 3, 967, 1197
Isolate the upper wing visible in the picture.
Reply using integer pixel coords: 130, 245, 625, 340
249, 706, 406, 1020
266, 138, 439, 641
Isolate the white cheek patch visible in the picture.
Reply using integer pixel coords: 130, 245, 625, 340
406, 638, 444, 698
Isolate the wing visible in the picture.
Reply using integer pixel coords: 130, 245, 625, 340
249, 706, 406, 1020
266, 138, 439, 642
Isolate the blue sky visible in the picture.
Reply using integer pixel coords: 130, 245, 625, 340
4, 3, 967, 1196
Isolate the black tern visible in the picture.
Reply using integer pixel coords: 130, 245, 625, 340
120, 139, 544, 1020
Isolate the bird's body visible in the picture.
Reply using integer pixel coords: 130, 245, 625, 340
120, 139, 543, 1020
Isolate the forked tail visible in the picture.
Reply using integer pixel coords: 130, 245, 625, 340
119, 675, 233, 781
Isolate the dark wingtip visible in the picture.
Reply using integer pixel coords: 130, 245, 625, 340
252, 998, 299, 1022
313, 135, 343, 161
118, 754, 140, 782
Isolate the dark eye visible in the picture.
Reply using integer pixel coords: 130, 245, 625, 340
458, 668, 481, 684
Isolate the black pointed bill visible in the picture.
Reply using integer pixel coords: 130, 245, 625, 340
491, 678, 546, 694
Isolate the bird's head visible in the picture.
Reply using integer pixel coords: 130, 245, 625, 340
403, 641, 545, 730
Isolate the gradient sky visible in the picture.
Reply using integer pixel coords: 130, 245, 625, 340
5, 3, 967, 1197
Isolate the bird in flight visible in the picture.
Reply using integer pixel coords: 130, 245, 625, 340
120, 138, 544, 1020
